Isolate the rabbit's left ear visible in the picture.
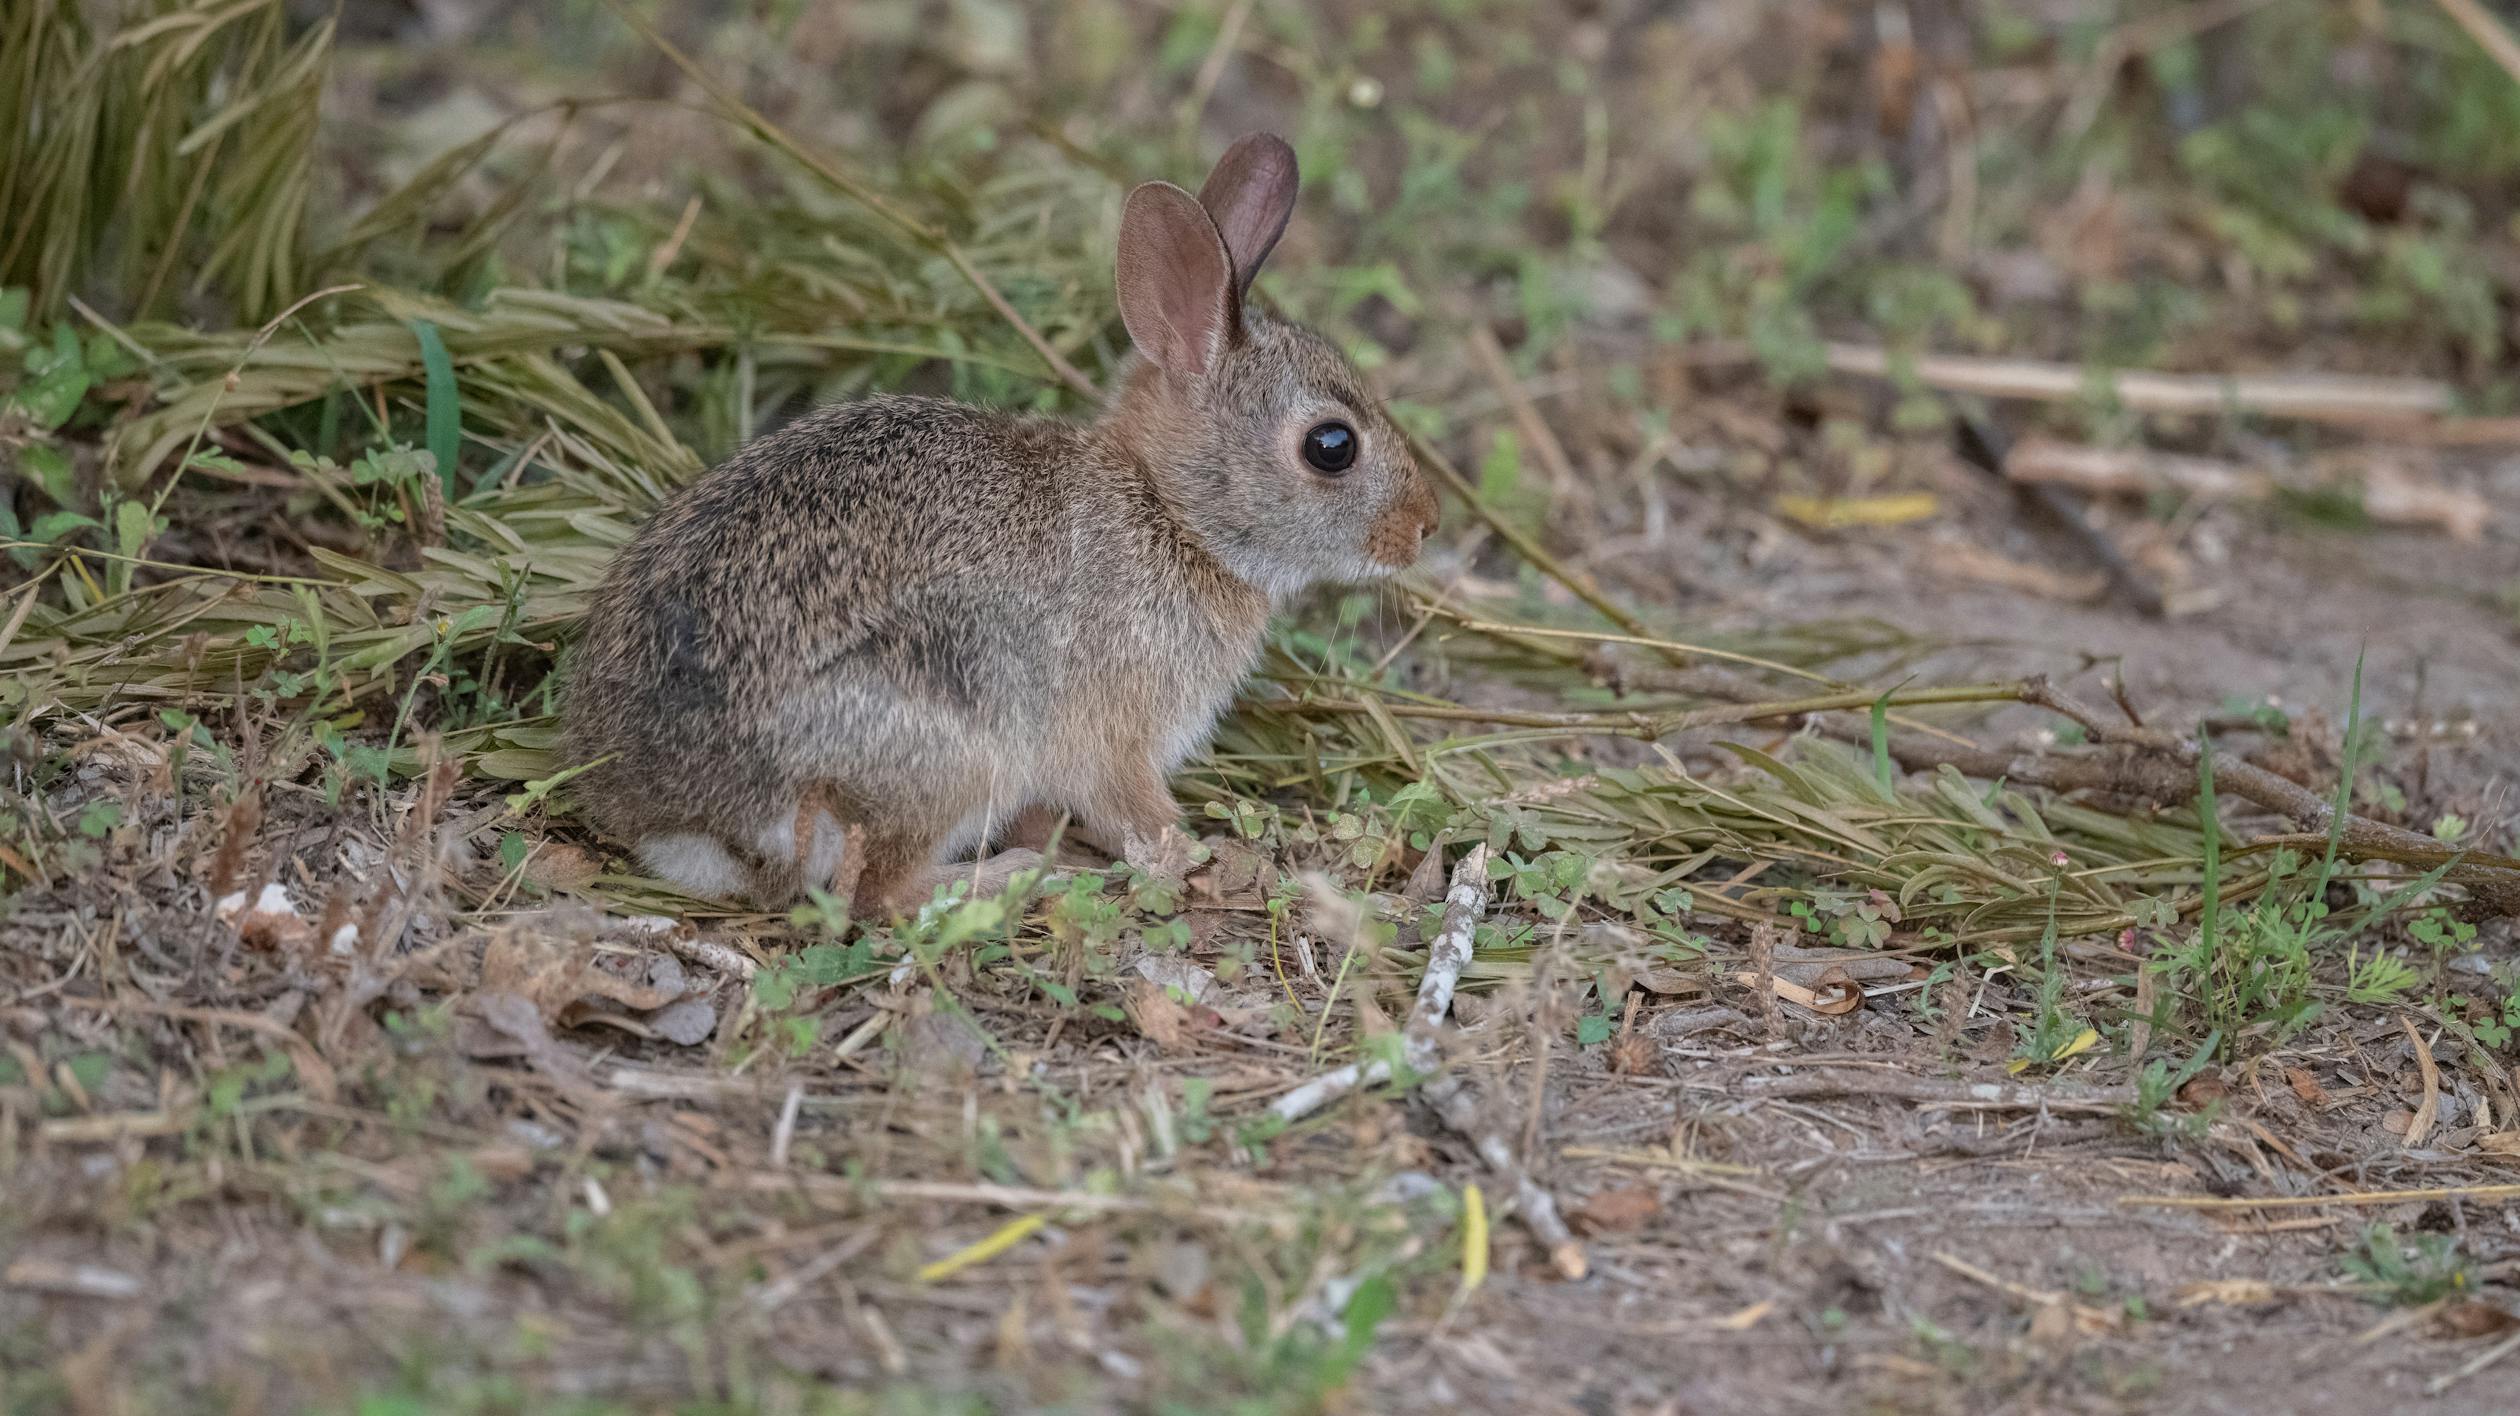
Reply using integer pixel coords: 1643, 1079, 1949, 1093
1116, 180, 1238, 379
1196, 133, 1298, 296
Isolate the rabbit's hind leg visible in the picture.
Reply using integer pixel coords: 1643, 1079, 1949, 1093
849, 825, 947, 919
791, 782, 865, 900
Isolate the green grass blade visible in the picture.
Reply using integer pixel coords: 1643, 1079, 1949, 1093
2312, 649, 2365, 900
2196, 727, 2222, 970
408, 316, 460, 491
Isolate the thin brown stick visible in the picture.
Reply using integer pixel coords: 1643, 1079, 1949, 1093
2016, 677, 2520, 916
1289, 682, 2025, 739
1737, 1068, 2135, 1109
2435, 0, 2520, 87
1822, 343, 2453, 426
1406, 428, 1668, 654
2121, 1184, 2520, 1211
1467, 326, 1583, 494
1421, 1068, 1588, 1280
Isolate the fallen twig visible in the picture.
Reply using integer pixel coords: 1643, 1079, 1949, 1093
1266, 844, 1589, 1278
1932, 1251, 2122, 1333
1421, 1068, 1589, 1280
2428, 1329, 2520, 1399
1735, 1067, 2135, 1110
2016, 678, 2520, 917
2007, 436, 2490, 542
2120, 1183, 2520, 1211
2436, 0, 2520, 90
1270, 843, 1491, 1122
1824, 342, 2454, 426
1954, 411, 2164, 618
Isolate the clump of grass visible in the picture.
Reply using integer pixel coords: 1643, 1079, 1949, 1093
1, 0, 326, 323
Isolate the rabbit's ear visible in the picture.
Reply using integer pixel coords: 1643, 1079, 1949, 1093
1196, 133, 1298, 295
1117, 180, 1238, 378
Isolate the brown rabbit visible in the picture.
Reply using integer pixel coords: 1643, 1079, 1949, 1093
563, 135, 1438, 912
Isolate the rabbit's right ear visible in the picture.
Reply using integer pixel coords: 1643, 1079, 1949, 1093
1196, 134, 1298, 295
1116, 180, 1237, 379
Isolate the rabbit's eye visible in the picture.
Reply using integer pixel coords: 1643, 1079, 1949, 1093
1302, 421, 1357, 474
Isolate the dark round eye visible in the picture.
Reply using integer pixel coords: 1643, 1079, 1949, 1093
1302, 420, 1357, 474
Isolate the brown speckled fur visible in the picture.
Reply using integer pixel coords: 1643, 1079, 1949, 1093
562, 136, 1438, 911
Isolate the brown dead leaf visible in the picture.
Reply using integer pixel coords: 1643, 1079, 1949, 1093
1607, 1032, 1658, 1076
216, 882, 313, 951
2174, 1279, 2279, 1310
483, 928, 684, 1020
2286, 1067, 2331, 1110
2438, 1302, 2520, 1338
1632, 964, 1709, 997
2476, 1131, 2520, 1158
1712, 1298, 1775, 1332
1734, 965, 1862, 1016
2179, 1074, 2229, 1108
1571, 1184, 1663, 1234
2403, 1016, 2441, 1149
1127, 979, 1195, 1051
523, 841, 602, 893
465, 990, 595, 1094
1398, 842, 1448, 905
574, 962, 683, 1014
1195, 837, 1271, 902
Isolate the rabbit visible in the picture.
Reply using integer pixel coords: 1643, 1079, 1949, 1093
562, 134, 1440, 914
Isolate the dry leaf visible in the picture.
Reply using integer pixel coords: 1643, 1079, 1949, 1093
1126, 979, 1194, 1051
649, 996, 717, 1047
1730, 965, 1862, 1016
484, 929, 684, 1019
1398, 843, 1448, 905
1712, 1298, 1775, 1332
574, 963, 682, 1014
2179, 1075, 2229, 1108
1570, 1184, 1662, 1234
2402, 1016, 2440, 1149
1632, 960, 1710, 996
2476, 1131, 2520, 1158
1134, 954, 1217, 1005
215, 882, 312, 951
2174, 1279, 2279, 1309
523, 841, 602, 892
1607, 1031, 1658, 1076
1195, 837, 1271, 902
2438, 1302, 2520, 1338
2286, 1067, 2331, 1109
466, 990, 595, 1093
